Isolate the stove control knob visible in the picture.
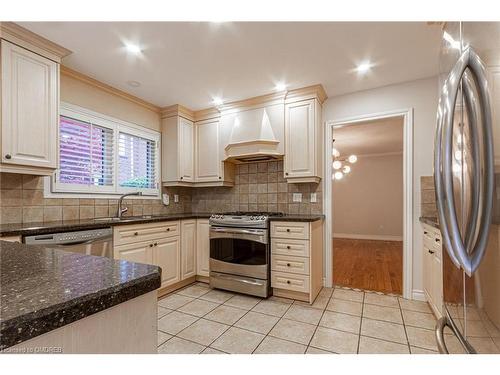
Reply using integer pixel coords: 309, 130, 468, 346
210, 214, 215, 219
250, 216, 255, 220
259, 216, 265, 220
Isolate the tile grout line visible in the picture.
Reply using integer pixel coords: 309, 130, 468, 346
397, 297, 412, 353
304, 287, 337, 354
356, 291, 366, 354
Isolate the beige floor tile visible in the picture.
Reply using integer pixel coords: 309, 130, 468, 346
269, 318, 317, 345
399, 298, 432, 313
204, 305, 247, 325
364, 293, 399, 308
201, 347, 227, 354
294, 296, 329, 310
234, 311, 280, 334
360, 318, 407, 344
158, 294, 194, 310
468, 337, 500, 354
158, 306, 172, 319
158, 311, 198, 335
224, 294, 262, 310
405, 326, 438, 351
252, 299, 291, 317
318, 287, 334, 298
332, 288, 364, 303
157, 337, 205, 354
199, 289, 235, 304
177, 318, 230, 346
402, 310, 436, 330
461, 319, 490, 337
177, 284, 210, 298
254, 336, 307, 354
305, 346, 335, 354
410, 346, 438, 354
320, 311, 361, 334
284, 304, 324, 325
327, 298, 363, 316
269, 296, 294, 304
310, 326, 359, 354
157, 331, 172, 346
363, 304, 403, 324
211, 327, 265, 354
178, 299, 220, 317
358, 336, 409, 354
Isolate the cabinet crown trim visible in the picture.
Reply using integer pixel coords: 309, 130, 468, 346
0, 22, 71, 63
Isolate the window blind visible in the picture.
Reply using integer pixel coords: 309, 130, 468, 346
118, 131, 157, 189
59, 116, 114, 187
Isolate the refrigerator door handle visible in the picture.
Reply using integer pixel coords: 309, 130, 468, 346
435, 317, 450, 354
436, 47, 495, 276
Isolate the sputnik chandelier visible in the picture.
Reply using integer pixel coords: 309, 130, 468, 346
332, 139, 357, 180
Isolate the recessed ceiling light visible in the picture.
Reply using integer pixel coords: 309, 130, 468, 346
355, 61, 373, 74
274, 82, 287, 92
124, 42, 142, 55
212, 97, 224, 106
127, 80, 141, 88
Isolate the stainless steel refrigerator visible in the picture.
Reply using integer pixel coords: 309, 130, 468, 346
434, 22, 500, 354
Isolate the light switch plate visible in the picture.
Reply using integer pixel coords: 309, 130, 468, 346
174, 194, 179, 203
293, 193, 302, 202
162, 194, 169, 205
310, 193, 317, 203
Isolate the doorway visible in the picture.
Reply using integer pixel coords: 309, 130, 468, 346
324, 109, 413, 298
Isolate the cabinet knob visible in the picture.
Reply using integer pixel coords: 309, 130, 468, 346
218, 176, 222, 179
149, 243, 153, 247
154, 243, 158, 246
435, 238, 440, 243
166, 228, 170, 231
286, 245, 291, 249
286, 280, 291, 284
428, 250, 435, 254
285, 172, 289, 176
424, 231, 428, 235
180, 176, 183, 180
286, 263, 291, 267
286, 229, 291, 232
4, 154, 11, 160
134, 232, 138, 236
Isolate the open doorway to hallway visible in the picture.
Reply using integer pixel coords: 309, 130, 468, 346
332, 116, 404, 295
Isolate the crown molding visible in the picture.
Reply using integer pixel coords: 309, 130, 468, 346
285, 84, 328, 104
61, 65, 161, 114
218, 91, 287, 114
0, 22, 71, 63
160, 104, 195, 121
193, 107, 221, 122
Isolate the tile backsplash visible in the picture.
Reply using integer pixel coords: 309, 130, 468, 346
420, 175, 437, 218
0, 160, 323, 225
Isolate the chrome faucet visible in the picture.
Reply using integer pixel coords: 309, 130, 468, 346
117, 192, 143, 218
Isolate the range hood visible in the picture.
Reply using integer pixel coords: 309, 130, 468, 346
223, 104, 284, 163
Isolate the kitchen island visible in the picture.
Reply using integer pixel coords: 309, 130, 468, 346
0, 240, 161, 353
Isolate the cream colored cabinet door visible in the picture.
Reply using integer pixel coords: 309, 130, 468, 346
432, 253, 443, 315
423, 244, 432, 299
115, 242, 153, 265
196, 219, 210, 277
154, 236, 181, 287
181, 219, 197, 280
195, 119, 221, 182
179, 117, 194, 182
1, 40, 58, 169
284, 99, 316, 179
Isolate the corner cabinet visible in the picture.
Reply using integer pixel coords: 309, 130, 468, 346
284, 97, 323, 183
162, 114, 195, 186
0, 39, 59, 175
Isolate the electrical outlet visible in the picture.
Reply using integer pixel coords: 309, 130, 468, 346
292, 193, 302, 202
310, 193, 317, 203
162, 194, 169, 206
174, 194, 179, 203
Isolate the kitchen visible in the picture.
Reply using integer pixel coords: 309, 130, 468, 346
1, 2, 499, 369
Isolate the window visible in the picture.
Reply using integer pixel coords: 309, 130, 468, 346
53, 103, 160, 196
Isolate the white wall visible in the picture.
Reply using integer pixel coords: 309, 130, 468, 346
333, 153, 403, 240
323, 76, 439, 299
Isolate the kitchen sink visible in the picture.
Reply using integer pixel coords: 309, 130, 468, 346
94, 215, 153, 222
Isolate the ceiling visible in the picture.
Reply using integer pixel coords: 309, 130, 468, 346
20, 22, 442, 110
333, 116, 404, 156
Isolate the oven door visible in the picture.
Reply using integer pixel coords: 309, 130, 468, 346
209, 226, 268, 280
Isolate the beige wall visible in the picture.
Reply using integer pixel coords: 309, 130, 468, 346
333, 154, 403, 240
60, 73, 161, 131
323, 76, 439, 298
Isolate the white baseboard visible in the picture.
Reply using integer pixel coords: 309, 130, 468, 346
412, 289, 426, 301
333, 233, 403, 241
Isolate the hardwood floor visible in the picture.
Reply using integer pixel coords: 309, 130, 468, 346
333, 238, 403, 295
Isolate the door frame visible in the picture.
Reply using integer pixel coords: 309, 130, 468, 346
323, 108, 414, 299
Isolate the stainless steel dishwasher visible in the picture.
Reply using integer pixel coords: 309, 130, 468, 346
24, 227, 113, 258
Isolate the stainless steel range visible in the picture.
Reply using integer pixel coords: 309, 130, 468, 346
209, 212, 282, 298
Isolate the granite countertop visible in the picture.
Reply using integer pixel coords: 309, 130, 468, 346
0, 241, 161, 350
0, 212, 324, 237
419, 216, 439, 229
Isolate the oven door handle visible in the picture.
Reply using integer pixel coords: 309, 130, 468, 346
210, 227, 267, 236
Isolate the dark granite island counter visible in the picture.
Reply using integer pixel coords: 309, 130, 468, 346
0, 241, 161, 353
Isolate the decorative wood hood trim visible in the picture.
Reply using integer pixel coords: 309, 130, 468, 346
0, 22, 72, 63
161, 104, 195, 120
60, 65, 162, 114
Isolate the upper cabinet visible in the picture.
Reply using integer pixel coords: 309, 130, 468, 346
284, 86, 326, 183
195, 118, 221, 182
0, 23, 70, 175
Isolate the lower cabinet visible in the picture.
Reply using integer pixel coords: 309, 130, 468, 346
115, 241, 153, 264
196, 219, 210, 277
155, 237, 181, 287
181, 219, 197, 280
422, 223, 443, 317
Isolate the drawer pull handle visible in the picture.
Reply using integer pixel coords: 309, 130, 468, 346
286, 245, 291, 249
424, 231, 428, 234
134, 232, 138, 236
286, 280, 291, 284
429, 250, 435, 254
286, 229, 291, 232
435, 238, 440, 243
286, 263, 291, 267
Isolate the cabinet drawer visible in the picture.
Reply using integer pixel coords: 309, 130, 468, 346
271, 271, 310, 293
271, 221, 309, 240
271, 254, 310, 275
271, 238, 310, 257
114, 221, 179, 246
